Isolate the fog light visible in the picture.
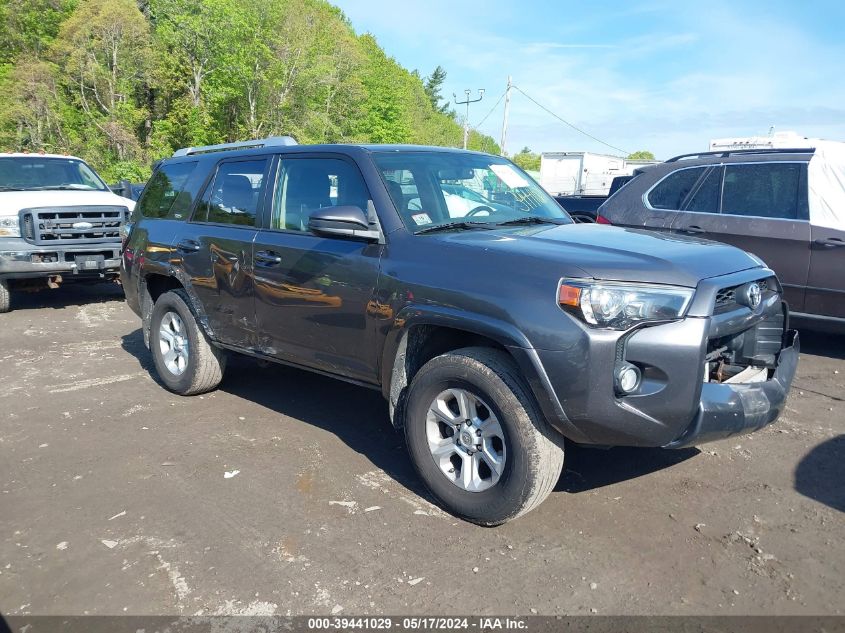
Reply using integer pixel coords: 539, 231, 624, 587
615, 363, 641, 395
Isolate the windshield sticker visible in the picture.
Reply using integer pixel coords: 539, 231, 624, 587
490, 164, 529, 189
411, 213, 432, 226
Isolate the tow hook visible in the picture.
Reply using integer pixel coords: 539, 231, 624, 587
47, 275, 62, 289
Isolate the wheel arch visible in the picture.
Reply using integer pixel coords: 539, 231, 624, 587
381, 305, 588, 442
139, 271, 214, 348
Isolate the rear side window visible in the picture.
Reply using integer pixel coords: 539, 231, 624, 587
136, 161, 199, 219
647, 167, 706, 210
195, 159, 269, 227
722, 163, 806, 220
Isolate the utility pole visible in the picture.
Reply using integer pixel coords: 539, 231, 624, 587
500, 76, 512, 156
454, 88, 485, 149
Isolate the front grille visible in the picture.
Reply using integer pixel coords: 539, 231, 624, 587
20, 206, 127, 246
715, 287, 736, 306
714, 278, 773, 312
707, 276, 784, 371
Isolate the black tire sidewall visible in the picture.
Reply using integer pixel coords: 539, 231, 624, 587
150, 292, 201, 393
405, 357, 536, 525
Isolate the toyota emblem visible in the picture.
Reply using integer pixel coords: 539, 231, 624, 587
745, 282, 762, 309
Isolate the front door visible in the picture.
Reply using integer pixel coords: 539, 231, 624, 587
806, 224, 845, 318
178, 156, 271, 347
252, 155, 383, 383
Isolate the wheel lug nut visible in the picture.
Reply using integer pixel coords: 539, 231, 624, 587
476, 429, 481, 436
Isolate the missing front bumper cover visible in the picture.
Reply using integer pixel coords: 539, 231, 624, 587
666, 329, 799, 449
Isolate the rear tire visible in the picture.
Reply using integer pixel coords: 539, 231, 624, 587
404, 347, 564, 525
0, 279, 10, 313
150, 289, 226, 395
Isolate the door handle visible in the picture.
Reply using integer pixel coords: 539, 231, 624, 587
814, 237, 845, 248
255, 250, 282, 265
681, 225, 706, 234
176, 239, 201, 252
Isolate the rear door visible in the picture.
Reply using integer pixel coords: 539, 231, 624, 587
806, 224, 845, 318
638, 165, 711, 231
252, 154, 383, 383
666, 162, 811, 311
178, 156, 271, 347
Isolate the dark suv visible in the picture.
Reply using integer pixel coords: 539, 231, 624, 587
597, 147, 845, 327
121, 137, 799, 525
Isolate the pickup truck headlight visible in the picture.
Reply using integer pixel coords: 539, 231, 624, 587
558, 279, 694, 330
0, 216, 20, 237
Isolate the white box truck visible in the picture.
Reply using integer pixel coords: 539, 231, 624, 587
539, 152, 630, 196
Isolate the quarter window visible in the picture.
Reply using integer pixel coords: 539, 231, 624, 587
137, 161, 199, 219
683, 166, 722, 214
722, 163, 805, 220
272, 158, 370, 232
647, 167, 707, 210
197, 159, 268, 226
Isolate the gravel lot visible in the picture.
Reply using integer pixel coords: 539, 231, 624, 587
1, 284, 843, 617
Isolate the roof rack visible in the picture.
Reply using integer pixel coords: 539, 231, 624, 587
172, 135, 297, 157
666, 147, 815, 162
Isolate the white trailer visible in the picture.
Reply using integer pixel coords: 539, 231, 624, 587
539, 152, 630, 196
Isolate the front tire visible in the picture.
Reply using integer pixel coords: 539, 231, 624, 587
404, 347, 564, 525
0, 279, 10, 313
150, 290, 226, 395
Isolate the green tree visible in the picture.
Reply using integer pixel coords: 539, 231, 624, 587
0, 59, 67, 151
512, 146, 541, 171
52, 0, 151, 166
0, 0, 500, 178
423, 65, 449, 114
0, 0, 77, 63
627, 150, 655, 160
355, 35, 411, 143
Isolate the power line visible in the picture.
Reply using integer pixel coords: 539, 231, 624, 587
472, 89, 506, 129
511, 84, 630, 155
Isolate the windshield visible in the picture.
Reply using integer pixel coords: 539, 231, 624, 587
373, 151, 571, 233
0, 157, 108, 191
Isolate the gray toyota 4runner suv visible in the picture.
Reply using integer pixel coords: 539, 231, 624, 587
121, 137, 799, 525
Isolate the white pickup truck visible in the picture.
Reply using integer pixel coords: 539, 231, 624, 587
0, 153, 135, 312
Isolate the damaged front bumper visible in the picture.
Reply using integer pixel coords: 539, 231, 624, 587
0, 239, 121, 281
664, 329, 799, 448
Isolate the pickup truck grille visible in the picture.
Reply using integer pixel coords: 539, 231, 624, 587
20, 206, 127, 246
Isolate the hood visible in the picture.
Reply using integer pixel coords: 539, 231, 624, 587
434, 223, 762, 287
0, 189, 135, 216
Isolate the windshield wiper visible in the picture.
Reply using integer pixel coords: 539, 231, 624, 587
28, 185, 96, 191
415, 221, 497, 234
495, 217, 568, 227
0, 186, 28, 191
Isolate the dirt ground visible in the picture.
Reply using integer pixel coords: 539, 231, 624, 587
0, 284, 842, 617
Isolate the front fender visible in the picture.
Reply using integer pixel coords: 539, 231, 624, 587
380, 304, 590, 443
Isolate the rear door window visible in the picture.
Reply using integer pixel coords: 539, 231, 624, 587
647, 167, 707, 210
195, 158, 269, 227
722, 163, 807, 220
137, 161, 199, 219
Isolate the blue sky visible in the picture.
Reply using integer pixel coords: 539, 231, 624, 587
332, 0, 845, 159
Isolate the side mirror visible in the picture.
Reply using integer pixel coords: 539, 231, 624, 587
308, 205, 380, 241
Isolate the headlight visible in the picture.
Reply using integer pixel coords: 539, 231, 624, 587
558, 279, 694, 330
0, 216, 20, 237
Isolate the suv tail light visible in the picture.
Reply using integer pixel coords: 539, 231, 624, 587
596, 215, 612, 225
